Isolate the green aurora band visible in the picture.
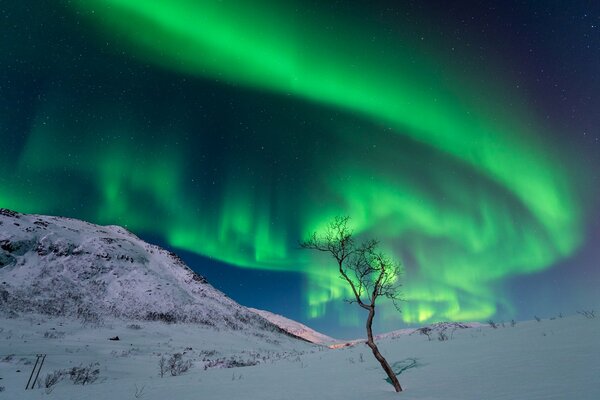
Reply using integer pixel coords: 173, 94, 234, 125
0, 0, 585, 325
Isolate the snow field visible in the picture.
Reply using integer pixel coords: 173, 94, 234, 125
1, 314, 598, 399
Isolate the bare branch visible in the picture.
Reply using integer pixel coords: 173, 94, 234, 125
300, 216, 403, 309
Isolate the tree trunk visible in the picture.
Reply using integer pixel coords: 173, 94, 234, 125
366, 306, 403, 392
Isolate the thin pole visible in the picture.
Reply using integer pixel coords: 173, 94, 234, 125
32, 354, 46, 389
25, 354, 41, 390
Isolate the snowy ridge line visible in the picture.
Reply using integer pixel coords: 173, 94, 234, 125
248, 307, 337, 344
379, 321, 485, 339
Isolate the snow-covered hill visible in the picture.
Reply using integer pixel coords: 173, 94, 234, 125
0, 209, 282, 333
380, 321, 484, 340
248, 308, 336, 344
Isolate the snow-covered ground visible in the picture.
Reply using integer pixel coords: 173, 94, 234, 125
0, 313, 598, 399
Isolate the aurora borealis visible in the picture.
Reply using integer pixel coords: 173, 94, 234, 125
2, 1, 599, 336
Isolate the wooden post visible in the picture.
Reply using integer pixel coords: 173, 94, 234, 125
25, 354, 46, 390
32, 354, 46, 389
26, 354, 41, 390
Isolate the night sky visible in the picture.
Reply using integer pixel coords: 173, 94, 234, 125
1, 1, 599, 338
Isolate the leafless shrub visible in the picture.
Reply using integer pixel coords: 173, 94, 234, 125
450, 327, 460, 340
199, 349, 218, 360
43, 369, 64, 388
511, 319, 516, 327
127, 324, 142, 330
437, 331, 449, 341
69, 362, 100, 385
534, 315, 541, 322
167, 353, 192, 376
487, 320, 498, 329
134, 384, 145, 398
415, 327, 433, 341
76, 306, 103, 327
44, 330, 66, 339
158, 356, 167, 378
145, 311, 177, 323
203, 356, 259, 369
231, 372, 243, 380
36, 369, 65, 393
111, 348, 140, 358
577, 310, 596, 319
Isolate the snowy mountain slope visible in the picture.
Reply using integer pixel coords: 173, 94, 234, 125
0, 209, 285, 334
248, 308, 337, 344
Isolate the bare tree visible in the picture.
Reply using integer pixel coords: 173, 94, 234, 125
577, 310, 596, 319
301, 216, 403, 392
158, 355, 167, 378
